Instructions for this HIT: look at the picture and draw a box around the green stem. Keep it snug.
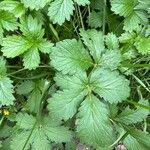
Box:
[78,5,84,29]
[122,63,150,68]
[49,23,60,41]
[22,121,37,150]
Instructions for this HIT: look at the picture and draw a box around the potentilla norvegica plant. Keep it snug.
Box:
[0,0,150,149]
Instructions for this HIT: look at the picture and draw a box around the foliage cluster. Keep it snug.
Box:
[0,0,150,149]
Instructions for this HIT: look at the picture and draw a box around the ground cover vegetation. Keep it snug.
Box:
[0,0,150,149]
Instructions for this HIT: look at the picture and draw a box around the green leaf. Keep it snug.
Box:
[111,0,136,17]
[16,80,34,95]
[105,33,119,50]
[111,0,149,32]
[136,0,150,13]
[51,39,92,75]
[73,0,90,6]
[11,114,72,150]
[0,57,7,77]
[1,35,32,58]
[80,29,105,63]
[20,15,44,38]
[101,50,121,70]
[48,90,86,120]
[0,77,15,106]
[16,113,36,130]
[26,86,42,113]
[0,10,18,31]
[88,11,103,28]
[38,39,54,54]
[90,68,130,103]
[124,134,149,150]
[115,100,150,124]
[23,48,40,70]
[48,0,74,25]
[134,36,150,55]
[21,0,50,10]
[0,0,25,18]
[76,94,115,148]
[54,72,88,90]
[123,126,150,149]
[11,131,31,150]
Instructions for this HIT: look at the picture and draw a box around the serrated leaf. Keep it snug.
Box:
[111,0,136,17]
[123,12,143,32]
[76,94,115,148]
[90,68,130,103]
[48,0,74,25]
[134,36,150,55]
[31,129,52,150]
[0,10,18,31]
[43,125,72,143]
[54,72,88,90]
[1,35,32,58]
[101,50,121,70]
[16,113,36,130]
[0,77,15,106]
[20,15,44,38]
[48,90,86,120]
[80,29,105,63]
[124,134,149,150]
[115,100,150,124]
[88,11,103,28]
[11,131,31,150]
[38,39,53,54]
[0,0,25,18]
[123,126,150,149]
[51,39,92,75]
[11,114,72,150]
[21,0,50,10]
[23,48,40,70]
[105,33,119,49]
[73,0,90,6]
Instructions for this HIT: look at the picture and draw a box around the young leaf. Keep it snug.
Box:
[23,48,40,70]
[51,39,92,75]
[76,94,115,148]
[90,68,130,103]
[48,0,74,25]
[0,77,15,106]
[20,15,44,38]
[1,35,32,58]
